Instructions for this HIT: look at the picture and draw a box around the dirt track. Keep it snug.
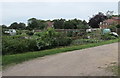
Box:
[3,43,118,76]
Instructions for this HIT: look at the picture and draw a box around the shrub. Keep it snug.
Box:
[109,25,117,32]
[16,30,22,35]
[101,34,117,40]
[67,31,73,37]
[2,36,38,55]
[116,24,120,28]
[26,31,34,36]
[34,32,42,36]
[2,28,72,55]
[36,28,72,49]
[71,39,102,45]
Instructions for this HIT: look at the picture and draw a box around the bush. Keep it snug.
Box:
[2,28,72,55]
[36,28,72,49]
[101,34,117,40]
[34,32,42,36]
[26,31,34,36]
[116,24,120,28]
[2,36,38,55]
[109,25,117,32]
[16,30,22,35]
[71,39,102,45]
[67,31,73,37]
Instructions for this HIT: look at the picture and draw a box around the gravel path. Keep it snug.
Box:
[3,43,118,76]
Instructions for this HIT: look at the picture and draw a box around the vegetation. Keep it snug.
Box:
[53,18,65,29]
[101,33,118,40]
[2,39,119,67]
[2,12,120,70]
[27,18,47,30]
[2,18,89,30]
[71,39,102,45]
[9,22,26,30]
[106,65,120,75]
[88,12,107,28]
[109,24,117,32]
[2,28,72,55]
[2,36,38,55]
[36,28,72,49]
[116,24,120,28]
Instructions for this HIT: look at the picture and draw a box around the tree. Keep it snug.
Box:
[53,19,65,29]
[63,20,75,29]
[1,25,8,29]
[18,23,26,29]
[27,18,38,29]
[106,11,114,18]
[63,19,79,29]
[82,20,88,25]
[37,20,47,29]
[9,22,18,29]
[9,22,26,29]
[77,23,89,29]
[27,18,46,30]
[88,12,107,28]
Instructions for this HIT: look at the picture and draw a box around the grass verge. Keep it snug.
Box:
[2,39,119,68]
[106,65,120,75]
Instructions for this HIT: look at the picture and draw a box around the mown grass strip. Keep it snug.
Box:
[2,39,119,68]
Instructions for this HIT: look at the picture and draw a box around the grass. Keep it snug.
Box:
[106,65,120,76]
[2,39,119,68]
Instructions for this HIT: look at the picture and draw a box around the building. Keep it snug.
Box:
[46,21,54,28]
[4,29,16,35]
[99,17,120,29]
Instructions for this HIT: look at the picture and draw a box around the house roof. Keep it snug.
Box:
[103,17,120,24]
[112,17,120,20]
[103,19,115,24]
[46,21,54,27]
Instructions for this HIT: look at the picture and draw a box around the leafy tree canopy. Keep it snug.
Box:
[88,12,107,28]
[27,18,47,30]
[9,22,26,29]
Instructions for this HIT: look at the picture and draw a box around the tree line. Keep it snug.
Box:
[2,18,89,30]
[2,12,116,29]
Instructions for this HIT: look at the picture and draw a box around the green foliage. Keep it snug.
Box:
[3,39,119,67]
[2,36,38,55]
[53,18,88,29]
[9,22,26,29]
[109,25,117,32]
[27,18,46,30]
[67,31,73,37]
[63,20,76,29]
[34,32,42,36]
[1,25,8,29]
[101,34,117,40]
[2,28,72,55]
[26,31,34,36]
[71,39,102,45]
[116,24,120,28]
[77,24,89,29]
[36,28,72,49]
[53,19,65,29]
[16,30,22,35]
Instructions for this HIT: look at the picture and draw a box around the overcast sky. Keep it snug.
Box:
[1,2,118,26]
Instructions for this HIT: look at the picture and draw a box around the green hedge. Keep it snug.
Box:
[2,36,38,55]
[2,39,119,67]
[2,28,72,55]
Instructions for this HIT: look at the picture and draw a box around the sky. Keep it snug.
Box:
[0,1,118,26]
